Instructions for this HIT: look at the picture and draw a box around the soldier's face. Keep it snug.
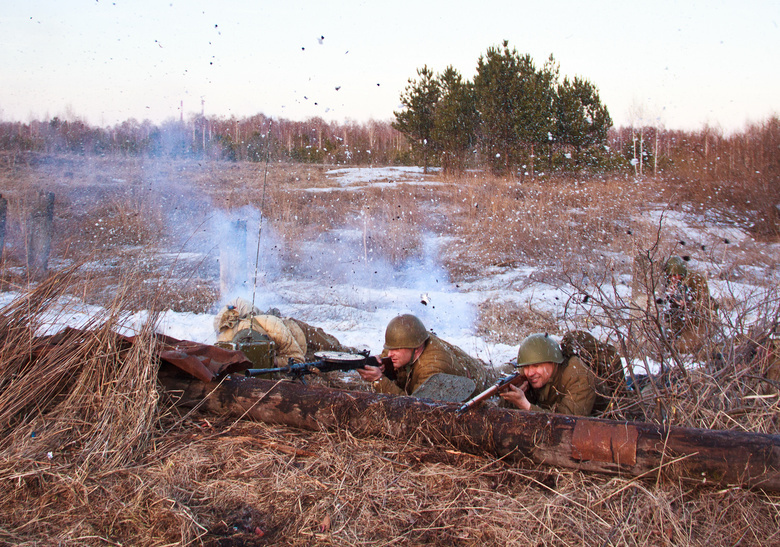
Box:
[387,348,415,369]
[523,362,557,389]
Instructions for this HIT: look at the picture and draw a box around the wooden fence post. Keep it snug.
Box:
[0,194,7,262]
[27,191,55,279]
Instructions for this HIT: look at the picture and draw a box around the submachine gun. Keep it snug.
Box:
[244,350,386,382]
[215,327,391,383]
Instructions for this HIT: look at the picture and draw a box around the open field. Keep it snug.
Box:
[0,154,779,545]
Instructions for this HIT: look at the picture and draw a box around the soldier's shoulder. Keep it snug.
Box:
[563,356,595,379]
[421,335,452,357]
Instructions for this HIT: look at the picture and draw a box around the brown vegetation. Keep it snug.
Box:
[0,118,779,544]
[0,274,778,546]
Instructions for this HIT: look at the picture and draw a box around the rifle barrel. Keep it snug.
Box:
[456,370,524,414]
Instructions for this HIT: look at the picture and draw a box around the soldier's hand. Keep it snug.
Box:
[357,364,383,382]
[499,382,531,410]
[362,355,382,368]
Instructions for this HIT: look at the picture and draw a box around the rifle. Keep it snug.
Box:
[245,350,391,382]
[456,369,526,414]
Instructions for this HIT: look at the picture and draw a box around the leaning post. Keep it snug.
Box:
[27,191,55,280]
[0,194,7,262]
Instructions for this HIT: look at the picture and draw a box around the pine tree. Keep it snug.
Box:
[553,76,612,164]
[474,42,557,176]
[392,66,440,173]
[433,66,477,175]
[473,41,523,175]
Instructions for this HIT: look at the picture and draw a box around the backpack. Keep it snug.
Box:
[561,330,624,394]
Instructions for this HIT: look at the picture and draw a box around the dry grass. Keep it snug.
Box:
[0,279,778,547]
[475,300,559,345]
[1,156,780,544]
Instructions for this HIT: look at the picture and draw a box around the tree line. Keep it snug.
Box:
[2,112,773,182]
[0,42,613,176]
[393,41,612,175]
[0,39,776,190]
[0,114,406,166]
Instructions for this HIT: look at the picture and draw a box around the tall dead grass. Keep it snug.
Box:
[0,158,779,544]
[558,248,780,431]
[0,263,777,546]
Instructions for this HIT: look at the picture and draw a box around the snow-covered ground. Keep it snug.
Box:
[1,166,772,375]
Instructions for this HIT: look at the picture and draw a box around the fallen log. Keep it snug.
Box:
[160,374,780,491]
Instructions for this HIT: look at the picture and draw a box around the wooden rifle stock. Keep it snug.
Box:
[456,369,525,414]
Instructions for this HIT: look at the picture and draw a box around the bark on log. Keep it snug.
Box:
[160,374,780,491]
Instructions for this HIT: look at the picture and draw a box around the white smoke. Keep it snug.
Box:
[208,206,283,313]
[211,214,478,352]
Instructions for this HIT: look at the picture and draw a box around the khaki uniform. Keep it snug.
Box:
[215,300,306,367]
[526,356,596,416]
[214,298,354,367]
[663,271,718,354]
[286,318,356,361]
[372,334,487,398]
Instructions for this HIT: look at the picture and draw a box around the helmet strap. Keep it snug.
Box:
[410,343,426,364]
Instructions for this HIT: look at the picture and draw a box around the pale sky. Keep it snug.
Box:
[1,0,778,133]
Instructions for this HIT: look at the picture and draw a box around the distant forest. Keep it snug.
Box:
[0,40,777,184]
[1,111,776,179]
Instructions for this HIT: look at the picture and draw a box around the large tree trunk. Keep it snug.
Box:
[160,375,780,491]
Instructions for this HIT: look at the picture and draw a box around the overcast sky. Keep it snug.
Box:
[1,0,778,133]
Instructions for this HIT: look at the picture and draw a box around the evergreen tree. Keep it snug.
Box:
[474,41,557,176]
[392,66,440,173]
[433,66,477,175]
[473,41,523,175]
[524,55,558,173]
[553,76,612,163]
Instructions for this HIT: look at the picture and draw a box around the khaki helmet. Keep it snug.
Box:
[384,314,430,350]
[516,333,564,367]
[664,256,688,277]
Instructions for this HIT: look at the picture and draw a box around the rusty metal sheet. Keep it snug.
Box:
[128,333,254,383]
[571,420,638,466]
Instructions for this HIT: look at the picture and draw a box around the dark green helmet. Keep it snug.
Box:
[516,333,564,367]
[664,256,688,277]
[384,314,429,350]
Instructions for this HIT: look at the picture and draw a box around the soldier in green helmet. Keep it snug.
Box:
[357,314,488,398]
[661,256,718,354]
[499,333,596,416]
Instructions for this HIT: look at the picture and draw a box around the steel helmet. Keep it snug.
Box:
[664,256,688,277]
[384,314,430,350]
[516,333,564,367]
